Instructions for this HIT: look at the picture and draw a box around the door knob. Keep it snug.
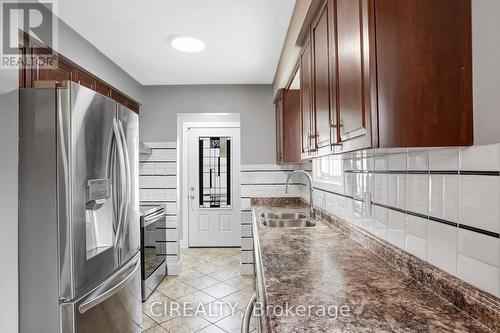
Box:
[189,194,195,199]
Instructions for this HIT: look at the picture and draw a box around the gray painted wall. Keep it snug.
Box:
[0,17,143,333]
[472,0,500,145]
[140,85,276,164]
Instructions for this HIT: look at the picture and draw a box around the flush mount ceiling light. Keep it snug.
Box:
[170,36,205,53]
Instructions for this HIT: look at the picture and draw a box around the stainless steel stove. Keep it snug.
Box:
[140,205,166,301]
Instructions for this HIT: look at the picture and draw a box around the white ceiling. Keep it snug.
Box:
[58,0,296,85]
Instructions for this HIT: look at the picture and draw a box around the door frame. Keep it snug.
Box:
[177,113,241,248]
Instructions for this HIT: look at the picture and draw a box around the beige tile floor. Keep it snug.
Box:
[142,248,256,333]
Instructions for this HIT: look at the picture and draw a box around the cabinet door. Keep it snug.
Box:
[312,2,335,149]
[374,0,472,147]
[336,0,375,150]
[300,37,314,154]
[282,90,302,163]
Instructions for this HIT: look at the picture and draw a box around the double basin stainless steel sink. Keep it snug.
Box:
[260,212,316,228]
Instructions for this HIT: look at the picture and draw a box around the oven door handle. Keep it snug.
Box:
[142,210,166,227]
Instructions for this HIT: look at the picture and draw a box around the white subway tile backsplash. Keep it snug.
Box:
[150,149,176,162]
[459,144,500,171]
[241,238,253,251]
[458,229,499,267]
[457,254,499,297]
[241,225,252,238]
[143,142,176,149]
[406,215,428,240]
[429,149,459,170]
[388,174,406,210]
[139,142,178,276]
[344,173,353,196]
[343,159,353,171]
[429,175,458,222]
[165,216,178,229]
[166,243,179,255]
[374,206,389,240]
[325,192,336,213]
[313,190,325,210]
[311,144,500,297]
[406,174,429,215]
[241,198,251,210]
[164,202,177,214]
[353,158,364,171]
[374,156,388,171]
[427,222,458,275]
[361,217,375,233]
[140,176,176,188]
[373,174,389,205]
[406,233,427,260]
[240,164,307,274]
[407,151,429,170]
[388,210,406,248]
[165,230,179,242]
[241,211,252,225]
[459,176,500,233]
[388,154,407,170]
[241,251,253,264]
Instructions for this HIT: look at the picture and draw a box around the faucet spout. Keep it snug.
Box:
[285,169,315,219]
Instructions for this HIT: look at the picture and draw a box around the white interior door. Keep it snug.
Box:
[188,127,241,247]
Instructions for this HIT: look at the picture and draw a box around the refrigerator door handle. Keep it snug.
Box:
[112,118,127,246]
[78,253,140,314]
[117,120,131,249]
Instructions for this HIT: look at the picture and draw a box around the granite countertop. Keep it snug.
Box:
[252,202,492,333]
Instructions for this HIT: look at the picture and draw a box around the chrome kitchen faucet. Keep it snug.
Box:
[285,169,315,219]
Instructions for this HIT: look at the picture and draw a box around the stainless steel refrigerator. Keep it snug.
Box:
[19,81,141,333]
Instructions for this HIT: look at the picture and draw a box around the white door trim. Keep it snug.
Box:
[177,114,241,248]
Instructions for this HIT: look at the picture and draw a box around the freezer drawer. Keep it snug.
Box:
[61,253,142,333]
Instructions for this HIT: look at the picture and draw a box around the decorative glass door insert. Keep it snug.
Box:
[199,137,231,208]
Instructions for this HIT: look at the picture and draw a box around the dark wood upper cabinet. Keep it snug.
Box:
[312,2,335,149]
[282,90,301,163]
[275,89,302,164]
[300,35,314,155]
[374,0,472,147]
[335,0,376,152]
[296,0,471,158]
